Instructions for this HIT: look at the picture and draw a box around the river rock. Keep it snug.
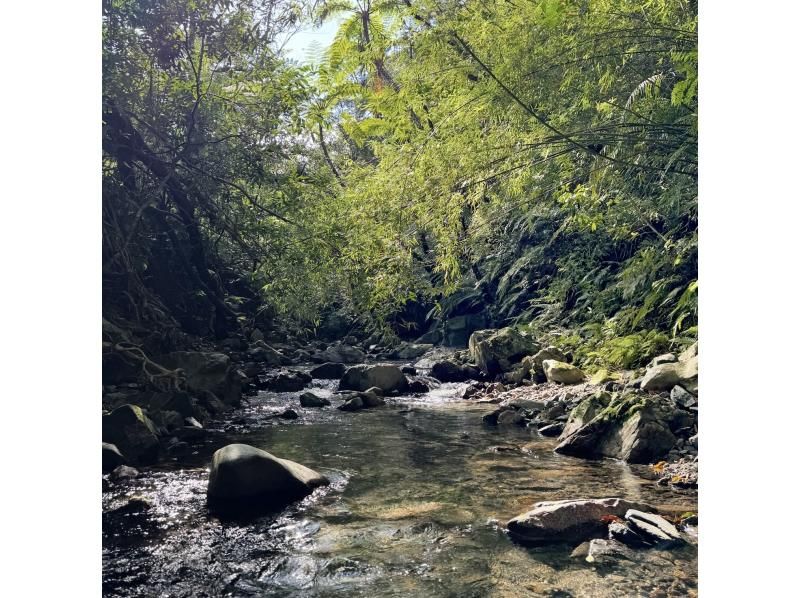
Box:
[401,365,417,375]
[497,409,525,425]
[159,351,242,406]
[337,396,365,411]
[102,404,160,465]
[555,393,680,463]
[310,362,347,379]
[671,385,697,408]
[542,360,585,384]
[607,520,651,548]
[316,344,366,364]
[526,347,569,380]
[207,444,328,514]
[407,379,430,393]
[299,392,331,407]
[468,328,541,375]
[537,423,564,437]
[102,442,126,472]
[339,364,408,393]
[625,509,683,546]
[391,343,433,359]
[430,360,478,382]
[641,344,698,393]
[246,343,285,366]
[263,371,310,392]
[506,497,652,544]
[585,538,637,564]
[109,465,140,481]
[560,391,611,437]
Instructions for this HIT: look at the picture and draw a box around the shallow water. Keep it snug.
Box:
[102,373,698,597]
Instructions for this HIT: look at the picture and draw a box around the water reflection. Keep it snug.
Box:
[103,380,697,597]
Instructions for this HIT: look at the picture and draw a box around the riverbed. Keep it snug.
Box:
[102,374,698,597]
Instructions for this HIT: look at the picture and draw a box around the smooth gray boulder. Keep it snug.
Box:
[506,497,652,544]
[102,405,160,465]
[525,347,569,380]
[543,360,586,384]
[624,509,683,545]
[339,364,408,393]
[641,343,698,393]
[207,444,328,514]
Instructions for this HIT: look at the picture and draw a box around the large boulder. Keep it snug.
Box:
[207,444,328,514]
[159,352,242,406]
[542,360,586,384]
[102,443,126,472]
[262,371,310,392]
[468,328,541,375]
[102,405,160,465]
[560,391,611,437]
[640,342,698,394]
[506,497,652,544]
[310,362,347,379]
[525,347,569,380]
[338,365,409,393]
[555,393,685,463]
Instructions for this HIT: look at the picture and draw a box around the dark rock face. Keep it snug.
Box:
[262,371,310,392]
[314,344,366,364]
[554,393,688,464]
[338,365,408,393]
[506,497,652,544]
[407,379,430,393]
[159,351,242,406]
[102,442,126,472]
[207,444,328,516]
[310,362,347,379]
[468,328,541,376]
[430,360,479,382]
[102,405,160,465]
[537,423,564,437]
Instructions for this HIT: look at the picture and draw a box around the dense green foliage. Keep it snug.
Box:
[103,0,697,366]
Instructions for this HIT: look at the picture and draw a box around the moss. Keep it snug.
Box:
[593,393,649,425]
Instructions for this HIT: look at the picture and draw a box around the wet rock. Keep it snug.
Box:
[310,362,347,379]
[496,409,525,425]
[299,392,331,408]
[263,371,309,392]
[109,465,139,480]
[585,538,636,564]
[278,408,299,420]
[102,442,126,472]
[166,439,191,456]
[147,391,197,419]
[401,365,417,375]
[337,396,365,411]
[468,328,541,375]
[506,497,652,544]
[625,509,683,546]
[359,388,386,407]
[560,392,611,438]
[537,423,564,437]
[207,444,328,514]
[555,393,680,464]
[339,364,409,393]
[430,360,478,382]
[543,360,586,384]
[407,379,430,393]
[607,520,651,548]
[102,404,160,465]
[159,351,242,406]
[461,383,484,399]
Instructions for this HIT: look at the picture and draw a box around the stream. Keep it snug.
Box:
[102,367,698,597]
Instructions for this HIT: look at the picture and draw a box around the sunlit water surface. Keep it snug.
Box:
[103,370,697,597]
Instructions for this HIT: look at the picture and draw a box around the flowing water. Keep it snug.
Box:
[102,371,698,597]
